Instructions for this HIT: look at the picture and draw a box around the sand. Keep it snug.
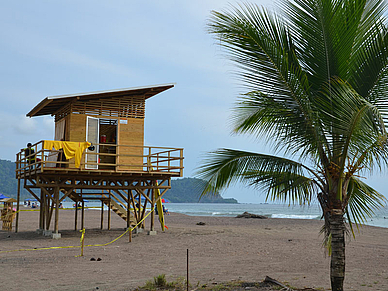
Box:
[0,209,387,291]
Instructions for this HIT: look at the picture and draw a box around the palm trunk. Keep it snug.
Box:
[330,209,345,291]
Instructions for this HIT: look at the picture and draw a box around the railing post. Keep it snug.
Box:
[147,147,151,173]
[15,153,19,178]
[168,151,171,173]
[40,141,43,170]
[180,149,184,176]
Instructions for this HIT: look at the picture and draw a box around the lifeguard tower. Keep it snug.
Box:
[1,197,17,231]
[15,84,183,238]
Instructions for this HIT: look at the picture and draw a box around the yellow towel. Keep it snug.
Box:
[43,141,91,168]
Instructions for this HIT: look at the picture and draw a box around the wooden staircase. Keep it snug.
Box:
[66,192,136,226]
[103,199,137,226]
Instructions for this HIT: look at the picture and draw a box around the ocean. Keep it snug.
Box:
[61,201,388,229]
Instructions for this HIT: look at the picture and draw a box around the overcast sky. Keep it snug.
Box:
[1,1,387,203]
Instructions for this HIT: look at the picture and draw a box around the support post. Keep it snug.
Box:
[41,190,45,230]
[51,186,61,239]
[74,200,78,231]
[81,201,85,230]
[138,193,142,228]
[150,187,155,231]
[127,192,130,229]
[45,192,50,230]
[47,195,54,230]
[54,187,59,233]
[15,178,21,232]
[100,200,104,230]
[108,198,111,230]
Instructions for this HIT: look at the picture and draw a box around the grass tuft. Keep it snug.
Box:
[137,274,188,290]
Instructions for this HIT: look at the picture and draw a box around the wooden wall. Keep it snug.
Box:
[67,114,87,142]
[56,114,145,170]
[117,118,144,171]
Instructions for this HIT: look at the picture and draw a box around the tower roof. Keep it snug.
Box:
[27,83,175,117]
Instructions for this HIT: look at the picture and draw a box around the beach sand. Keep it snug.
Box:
[1,209,387,291]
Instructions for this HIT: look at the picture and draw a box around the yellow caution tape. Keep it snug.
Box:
[80,229,85,243]
[84,208,154,247]
[0,209,21,220]
[75,229,86,257]
[1,208,43,220]
[0,208,155,254]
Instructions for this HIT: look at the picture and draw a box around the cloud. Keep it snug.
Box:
[0,113,36,135]
[2,30,137,79]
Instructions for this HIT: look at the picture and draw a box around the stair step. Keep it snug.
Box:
[103,200,134,222]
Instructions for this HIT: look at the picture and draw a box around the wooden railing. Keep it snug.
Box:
[15,140,184,177]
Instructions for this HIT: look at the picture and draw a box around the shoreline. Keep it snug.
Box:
[1,211,387,290]
[7,203,388,234]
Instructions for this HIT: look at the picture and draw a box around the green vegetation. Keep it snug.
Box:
[198,1,388,290]
[137,274,188,290]
[0,159,16,196]
[0,159,33,199]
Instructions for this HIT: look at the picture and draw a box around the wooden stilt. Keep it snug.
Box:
[138,193,141,228]
[100,200,104,230]
[129,190,139,223]
[38,190,42,230]
[151,188,155,231]
[41,190,45,230]
[74,200,78,231]
[15,178,21,233]
[45,193,50,230]
[108,198,111,230]
[127,194,130,229]
[140,189,149,229]
[54,187,59,234]
[47,198,54,230]
[81,201,85,230]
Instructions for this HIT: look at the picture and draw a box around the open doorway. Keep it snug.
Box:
[99,119,117,170]
[86,117,118,170]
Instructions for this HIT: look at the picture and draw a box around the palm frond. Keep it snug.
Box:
[233,90,328,161]
[316,78,387,165]
[196,148,320,204]
[208,3,309,95]
[347,0,388,97]
[208,3,336,166]
[346,177,387,234]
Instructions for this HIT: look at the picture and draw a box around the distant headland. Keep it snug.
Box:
[0,159,237,203]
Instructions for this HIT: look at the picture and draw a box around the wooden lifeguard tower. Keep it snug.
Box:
[15,84,183,238]
[1,197,17,231]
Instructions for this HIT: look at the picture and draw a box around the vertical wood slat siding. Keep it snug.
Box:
[54,96,146,122]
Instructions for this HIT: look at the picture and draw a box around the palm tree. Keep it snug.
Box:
[197,1,388,290]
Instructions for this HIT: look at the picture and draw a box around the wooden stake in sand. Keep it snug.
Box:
[79,229,85,257]
[187,249,189,291]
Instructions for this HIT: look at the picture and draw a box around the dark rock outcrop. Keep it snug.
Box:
[236,211,268,219]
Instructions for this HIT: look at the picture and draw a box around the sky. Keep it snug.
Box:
[1,1,387,204]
